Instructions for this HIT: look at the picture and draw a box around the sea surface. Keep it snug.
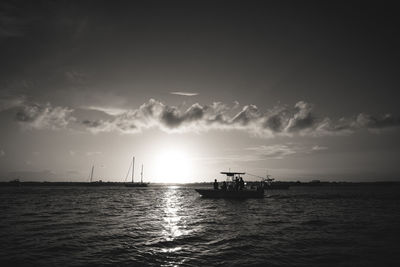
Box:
[1,184,400,266]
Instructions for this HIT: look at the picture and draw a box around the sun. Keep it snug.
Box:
[154,148,193,183]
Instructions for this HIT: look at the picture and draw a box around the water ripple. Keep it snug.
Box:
[1,185,400,266]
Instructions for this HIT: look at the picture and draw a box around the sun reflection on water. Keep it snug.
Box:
[159,186,192,266]
[161,186,190,242]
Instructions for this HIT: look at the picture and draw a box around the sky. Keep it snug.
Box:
[1,0,400,182]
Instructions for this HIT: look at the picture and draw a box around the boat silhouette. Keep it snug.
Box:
[195,171,264,199]
[125,156,148,187]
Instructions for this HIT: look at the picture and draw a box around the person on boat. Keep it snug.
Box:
[213,179,219,190]
[234,177,239,191]
[228,183,234,191]
[257,180,264,191]
[239,177,245,190]
[221,181,227,191]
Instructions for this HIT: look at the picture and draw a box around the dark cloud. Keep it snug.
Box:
[356,113,400,129]
[285,101,315,132]
[160,106,184,128]
[231,105,260,126]
[82,119,103,128]
[78,99,400,136]
[0,93,75,129]
[2,92,400,136]
[15,103,41,122]
[184,103,204,121]
[0,94,25,111]
[14,102,75,130]
[2,97,394,137]
[263,114,284,132]
[138,101,205,130]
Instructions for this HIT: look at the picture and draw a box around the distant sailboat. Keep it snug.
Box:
[125,156,148,187]
[88,164,105,185]
[90,165,94,182]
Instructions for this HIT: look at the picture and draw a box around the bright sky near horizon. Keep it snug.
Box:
[1,1,400,182]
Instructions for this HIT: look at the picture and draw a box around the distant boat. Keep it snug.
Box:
[90,164,94,182]
[263,175,290,190]
[195,171,264,199]
[247,172,290,190]
[5,179,21,187]
[125,156,148,187]
[88,164,106,186]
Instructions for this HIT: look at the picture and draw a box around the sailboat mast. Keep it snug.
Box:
[141,164,143,183]
[132,156,135,183]
[90,165,94,183]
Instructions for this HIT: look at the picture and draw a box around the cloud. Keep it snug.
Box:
[195,143,328,164]
[80,99,400,137]
[311,145,328,151]
[15,102,75,130]
[285,101,315,132]
[3,95,399,137]
[0,95,26,111]
[355,113,400,129]
[85,106,127,116]
[160,103,205,129]
[246,143,328,160]
[246,144,298,159]
[86,151,102,156]
[82,99,231,134]
[0,149,5,157]
[64,70,87,84]
[231,105,260,126]
[1,93,76,130]
[170,91,199,96]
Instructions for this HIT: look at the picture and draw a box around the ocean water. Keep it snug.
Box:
[1,185,400,266]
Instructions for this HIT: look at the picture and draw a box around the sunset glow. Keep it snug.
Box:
[153,148,194,183]
[1,1,399,183]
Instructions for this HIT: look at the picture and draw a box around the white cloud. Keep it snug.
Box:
[3,95,399,138]
[85,106,127,116]
[86,151,102,156]
[80,99,364,137]
[246,143,328,159]
[246,144,298,159]
[311,145,328,151]
[170,91,199,96]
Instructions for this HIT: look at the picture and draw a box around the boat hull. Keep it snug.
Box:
[195,189,264,199]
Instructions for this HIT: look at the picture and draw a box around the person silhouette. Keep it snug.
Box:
[235,177,239,191]
[239,177,245,190]
[221,181,227,191]
[213,179,219,190]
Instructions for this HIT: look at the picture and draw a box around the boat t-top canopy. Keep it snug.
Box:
[220,172,245,176]
[221,171,246,182]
